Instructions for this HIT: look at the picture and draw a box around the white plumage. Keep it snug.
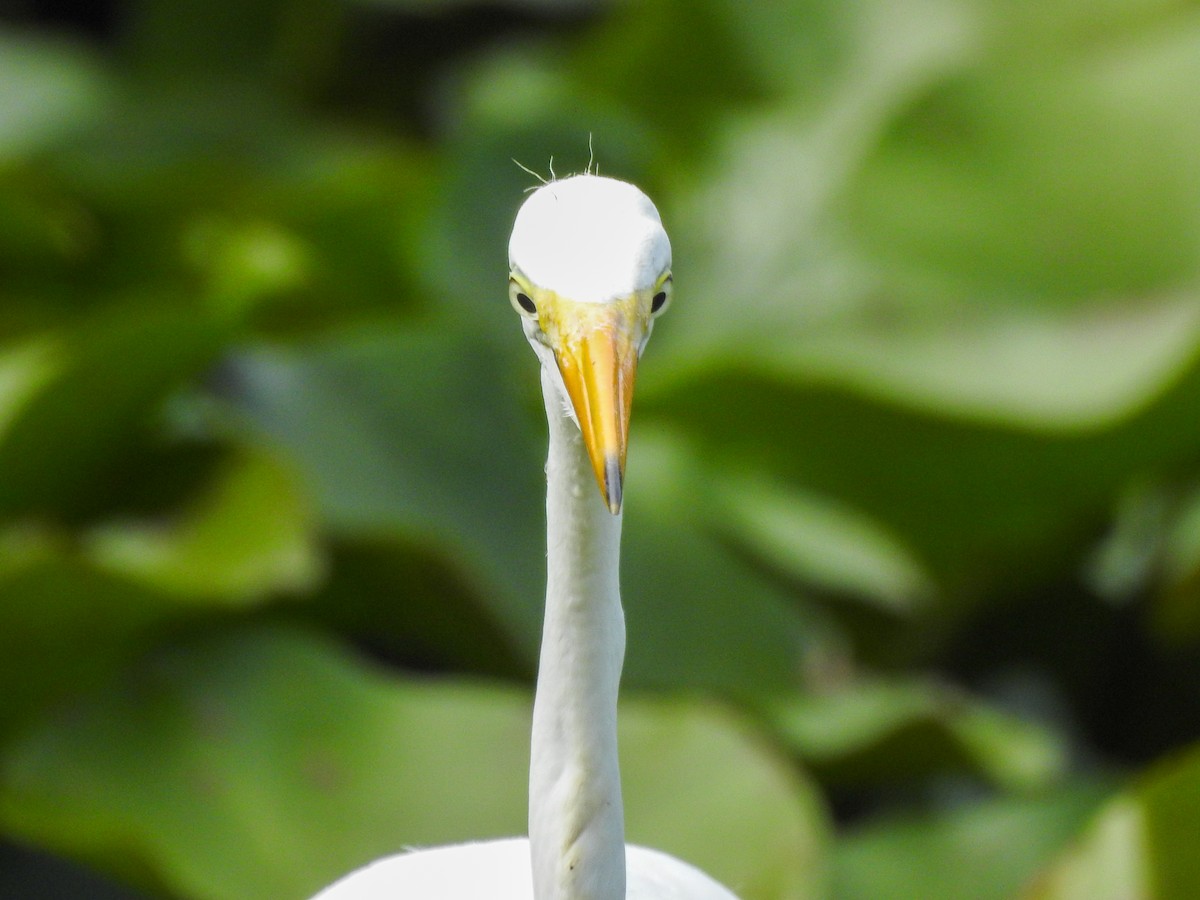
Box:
[312,840,734,899]
[508,175,672,304]
[310,175,737,900]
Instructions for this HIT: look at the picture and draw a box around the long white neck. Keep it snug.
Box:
[529,367,627,900]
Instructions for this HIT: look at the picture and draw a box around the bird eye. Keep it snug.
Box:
[650,276,672,316]
[509,280,538,317]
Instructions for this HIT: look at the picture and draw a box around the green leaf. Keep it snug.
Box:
[227,328,548,660]
[0,529,176,732]
[183,217,313,317]
[0,339,62,437]
[567,0,766,145]
[712,471,934,614]
[83,448,323,602]
[0,34,107,162]
[123,0,344,85]
[0,309,231,519]
[345,0,603,10]
[622,698,830,900]
[1027,746,1200,899]
[842,11,1200,301]
[749,298,1200,433]
[651,5,1200,436]
[0,446,312,733]
[658,108,1200,433]
[309,536,529,677]
[1024,797,1146,900]
[230,329,819,693]
[621,427,825,692]
[1154,482,1200,639]
[835,784,1110,900]
[767,678,1067,792]
[0,627,829,900]
[645,354,1200,594]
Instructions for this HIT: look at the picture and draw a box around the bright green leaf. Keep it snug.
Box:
[0,339,62,436]
[646,356,1200,592]
[0,627,829,900]
[767,678,1067,792]
[751,298,1200,433]
[836,784,1110,900]
[84,448,323,602]
[1024,797,1147,900]
[712,471,934,614]
[1026,746,1200,898]
[842,17,1200,301]
[0,33,107,161]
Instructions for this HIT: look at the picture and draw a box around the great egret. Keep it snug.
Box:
[311,174,738,899]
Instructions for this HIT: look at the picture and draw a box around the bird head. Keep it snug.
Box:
[508,174,673,515]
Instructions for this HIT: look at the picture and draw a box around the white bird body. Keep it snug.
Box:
[310,175,738,900]
[310,839,735,899]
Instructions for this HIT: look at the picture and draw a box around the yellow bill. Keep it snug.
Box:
[548,297,641,515]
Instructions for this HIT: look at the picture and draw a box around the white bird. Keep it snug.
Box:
[310,174,739,900]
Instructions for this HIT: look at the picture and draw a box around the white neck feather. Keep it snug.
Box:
[529,366,627,900]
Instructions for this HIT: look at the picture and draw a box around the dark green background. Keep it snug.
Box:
[2,0,1200,897]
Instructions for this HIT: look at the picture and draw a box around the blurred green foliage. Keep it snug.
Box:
[1,0,1200,897]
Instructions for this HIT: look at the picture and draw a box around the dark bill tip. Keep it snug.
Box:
[604,453,623,515]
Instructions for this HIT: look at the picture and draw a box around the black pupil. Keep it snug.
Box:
[516,292,536,314]
[651,291,668,313]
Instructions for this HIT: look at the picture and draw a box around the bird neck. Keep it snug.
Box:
[529,368,627,900]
